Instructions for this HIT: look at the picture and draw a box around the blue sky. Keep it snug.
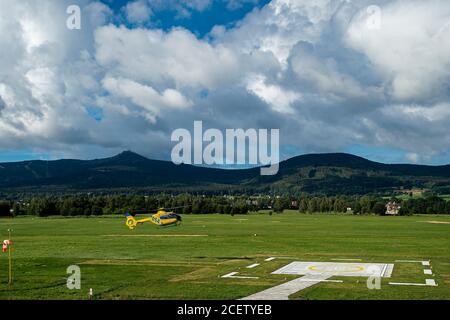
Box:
[1,0,450,165]
[102,0,272,37]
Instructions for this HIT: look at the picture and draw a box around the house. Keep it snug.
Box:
[385,201,401,215]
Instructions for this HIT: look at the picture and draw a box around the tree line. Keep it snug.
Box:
[0,193,449,217]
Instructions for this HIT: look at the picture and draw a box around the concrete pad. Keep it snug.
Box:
[241,274,331,300]
[272,261,394,278]
[422,261,430,266]
[424,269,433,275]
[242,261,396,300]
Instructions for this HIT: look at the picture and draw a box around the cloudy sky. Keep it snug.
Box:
[1,0,450,165]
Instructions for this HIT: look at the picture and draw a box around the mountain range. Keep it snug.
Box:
[1,151,450,195]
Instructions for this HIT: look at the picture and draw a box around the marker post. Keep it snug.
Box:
[7,229,12,286]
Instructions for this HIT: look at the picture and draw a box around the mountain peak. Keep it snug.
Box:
[112,150,148,161]
[283,152,376,169]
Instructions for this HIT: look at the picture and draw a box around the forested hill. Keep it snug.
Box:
[0,151,449,195]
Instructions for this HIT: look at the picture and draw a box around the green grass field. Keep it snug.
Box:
[1,212,449,300]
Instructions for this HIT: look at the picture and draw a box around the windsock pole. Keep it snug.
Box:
[8,229,12,286]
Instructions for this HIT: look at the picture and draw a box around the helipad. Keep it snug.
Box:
[242,261,394,300]
[272,261,394,278]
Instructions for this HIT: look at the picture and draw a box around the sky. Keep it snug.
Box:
[0,0,450,165]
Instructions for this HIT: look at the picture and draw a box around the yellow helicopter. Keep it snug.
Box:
[125,207,184,230]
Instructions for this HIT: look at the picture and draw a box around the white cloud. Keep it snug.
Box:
[406,153,419,163]
[246,75,299,114]
[102,76,193,122]
[94,25,245,89]
[216,0,345,67]
[290,43,368,99]
[25,68,62,102]
[346,0,450,101]
[125,0,152,24]
[85,1,113,27]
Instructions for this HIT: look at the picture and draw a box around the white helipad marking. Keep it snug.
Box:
[424,269,433,275]
[246,263,260,269]
[389,279,437,287]
[383,264,395,278]
[241,274,331,300]
[265,257,276,261]
[421,220,450,225]
[222,272,238,278]
[221,272,259,279]
[272,261,394,278]
[298,279,343,283]
[422,261,430,266]
[242,261,395,300]
[426,279,437,286]
[389,282,428,286]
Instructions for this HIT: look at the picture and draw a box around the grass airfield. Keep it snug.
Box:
[0,212,449,300]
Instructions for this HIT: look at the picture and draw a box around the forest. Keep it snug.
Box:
[1,193,449,217]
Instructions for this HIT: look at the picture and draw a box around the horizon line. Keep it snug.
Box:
[0,150,449,168]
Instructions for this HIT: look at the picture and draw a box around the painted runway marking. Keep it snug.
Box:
[246,263,260,269]
[221,272,259,279]
[424,269,433,275]
[265,257,276,261]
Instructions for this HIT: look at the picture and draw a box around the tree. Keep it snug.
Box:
[28,198,59,217]
[298,198,308,213]
[372,202,386,215]
[91,205,103,216]
[0,201,11,217]
[307,198,318,213]
[12,202,21,216]
[399,206,411,216]
[353,201,361,214]
[273,198,284,213]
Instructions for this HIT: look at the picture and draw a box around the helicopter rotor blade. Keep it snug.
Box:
[128,204,191,215]
[151,205,191,211]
